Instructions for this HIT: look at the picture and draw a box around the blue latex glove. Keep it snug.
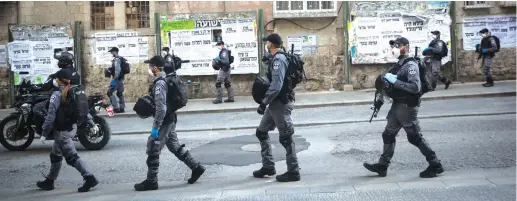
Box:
[215,56,221,61]
[422,48,430,56]
[383,73,398,84]
[110,80,117,87]
[481,49,488,54]
[475,44,480,50]
[151,128,159,139]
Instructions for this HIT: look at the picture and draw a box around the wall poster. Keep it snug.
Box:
[92,31,149,65]
[160,13,259,76]
[462,15,516,51]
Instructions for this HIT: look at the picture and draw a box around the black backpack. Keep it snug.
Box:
[406,58,432,95]
[440,40,448,57]
[228,50,234,64]
[120,57,130,74]
[64,86,89,126]
[276,51,306,90]
[153,74,188,113]
[491,36,501,52]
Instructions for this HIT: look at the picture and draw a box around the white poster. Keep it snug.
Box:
[167,18,259,76]
[94,32,117,65]
[11,58,33,72]
[138,37,149,60]
[462,15,516,51]
[0,45,6,66]
[7,42,31,61]
[287,36,303,55]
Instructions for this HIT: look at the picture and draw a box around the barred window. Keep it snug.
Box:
[90,1,115,30]
[290,1,304,10]
[465,1,488,6]
[125,1,150,29]
[276,1,289,11]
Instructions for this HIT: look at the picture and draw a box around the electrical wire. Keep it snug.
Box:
[263,2,345,32]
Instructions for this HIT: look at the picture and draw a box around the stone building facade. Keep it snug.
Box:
[0,1,514,107]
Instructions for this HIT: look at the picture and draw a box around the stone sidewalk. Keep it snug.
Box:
[2,167,515,201]
[0,80,515,120]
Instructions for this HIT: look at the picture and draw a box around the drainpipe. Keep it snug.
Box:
[343,1,351,84]
[258,9,265,76]
[449,1,459,81]
[154,12,161,54]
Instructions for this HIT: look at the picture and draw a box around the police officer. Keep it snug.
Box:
[134,56,205,191]
[423,31,451,90]
[476,28,498,87]
[106,47,126,113]
[253,34,300,182]
[212,41,235,104]
[161,47,175,71]
[363,37,444,178]
[32,51,98,134]
[36,69,98,192]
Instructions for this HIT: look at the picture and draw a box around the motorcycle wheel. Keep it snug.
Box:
[0,115,35,151]
[78,116,111,150]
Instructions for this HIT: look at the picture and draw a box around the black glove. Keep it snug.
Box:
[257,104,266,115]
[261,56,269,62]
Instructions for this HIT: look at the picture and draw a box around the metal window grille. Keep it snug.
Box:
[290,1,304,10]
[307,1,320,10]
[465,1,488,6]
[125,1,150,29]
[90,1,115,30]
[321,1,334,9]
[276,1,289,10]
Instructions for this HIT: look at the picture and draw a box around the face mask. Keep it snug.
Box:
[161,51,167,57]
[148,68,154,77]
[432,35,438,40]
[264,45,269,53]
[482,33,488,38]
[53,79,59,87]
[391,47,401,58]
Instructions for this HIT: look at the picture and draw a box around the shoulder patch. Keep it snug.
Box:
[408,67,417,75]
[273,60,280,70]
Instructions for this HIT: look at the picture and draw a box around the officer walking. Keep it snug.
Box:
[476,28,498,87]
[106,47,126,113]
[36,69,98,192]
[363,37,444,178]
[423,31,451,90]
[212,41,235,104]
[253,34,300,182]
[134,56,205,191]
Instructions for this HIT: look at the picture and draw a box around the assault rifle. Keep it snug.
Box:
[369,90,383,123]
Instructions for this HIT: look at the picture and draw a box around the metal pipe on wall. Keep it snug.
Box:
[258,8,265,76]
[154,12,161,55]
[449,1,459,81]
[343,1,351,84]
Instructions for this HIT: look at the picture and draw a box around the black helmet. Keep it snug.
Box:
[252,76,271,104]
[375,74,392,92]
[54,51,74,66]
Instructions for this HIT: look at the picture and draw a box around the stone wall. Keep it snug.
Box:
[0,2,18,109]
[454,2,516,82]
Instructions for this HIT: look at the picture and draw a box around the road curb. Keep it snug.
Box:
[101,91,516,118]
[112,111,516,135]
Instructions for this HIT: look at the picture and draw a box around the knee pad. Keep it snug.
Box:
[116,91,123,97]
[215,82,222,88]
[50,153,63,164]
[65,153,79,166]
[279,134,293,148]
[255,129,269,141]
[382,130,396,144]
[146,155,159,167]
[224,82,231,88]
[173,144,188,159]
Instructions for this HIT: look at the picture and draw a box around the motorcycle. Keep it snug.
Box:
[0,79,114,151]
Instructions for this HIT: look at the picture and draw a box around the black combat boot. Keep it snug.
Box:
[420,162,444,178]
[363,163,388,177]
[78,175,98,192]
[482,77,494,87]
[224,99,235,103]
[114,108,125,113]
[275,171,301,182]
[212,99,222,104]
[36,178,55,191]
[442,78,452,89]
[188,165,206,184]
[253,167,276,178]
[134,180,158,191]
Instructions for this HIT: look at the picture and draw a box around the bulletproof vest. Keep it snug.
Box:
[266,56,294,104]
[110,56,125,80]
[54,91,75,131]
[385,59,420,105]
[218,48,231,70]
[428,39,442,60]
[481,37,495,57]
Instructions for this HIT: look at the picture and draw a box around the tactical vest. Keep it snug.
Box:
[53,90,75,131]
[385,59,420,107]
[481,37,495,57]
[266,56,294,104]
[428,40,443,60]
[218,49,231,71]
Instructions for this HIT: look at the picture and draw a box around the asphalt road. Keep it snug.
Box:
[0,113,514,192]
[104,96,516,133]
